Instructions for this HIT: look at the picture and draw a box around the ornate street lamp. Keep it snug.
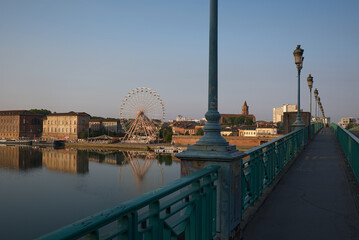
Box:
[314,88,318,122]
[307,74,313,122]
[318,96,322,122]
[292,45,305,129]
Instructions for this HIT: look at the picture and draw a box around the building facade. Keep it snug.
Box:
[220,101,256,124]
[273,104,298,123]
[338,117,356,128]
[42,112,90,140]
[89,119,122,134]
[0,110,43,139]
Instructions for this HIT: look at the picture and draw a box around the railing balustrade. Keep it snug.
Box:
[38,123,323,239]
[37,165,219,240]
[241,122,323,213]
[331,123,359,182]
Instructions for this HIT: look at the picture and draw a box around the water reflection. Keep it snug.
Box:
[120,151,160,183]
[42,148,89,174]
[0,146,180,240]
[0,146,42,170]
[0,146,177,178]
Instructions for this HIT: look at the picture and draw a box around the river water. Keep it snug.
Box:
[0,145,181,239]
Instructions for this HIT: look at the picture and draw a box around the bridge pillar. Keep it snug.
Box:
[178,150,243,239]
[177,1,243,238]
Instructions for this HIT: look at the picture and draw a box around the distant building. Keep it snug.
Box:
[176,115,188,122]
[220,101,256,124]
[171,121,202,135]
[273,104,298,123]
[89,119,122,134]
[42,111,90,140]
[220,126,238,136]
[173,115,205,124]
[0,110,43,139]
[238,125,257,137]
[338,117,356,128]
[256,125,278,136]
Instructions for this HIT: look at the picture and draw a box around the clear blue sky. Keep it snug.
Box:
[1,0,358,123]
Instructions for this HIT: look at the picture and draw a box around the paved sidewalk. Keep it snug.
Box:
[243,128,359,240]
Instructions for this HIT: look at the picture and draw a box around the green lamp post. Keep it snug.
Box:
[307,74,313,122]
[292,45,305,129]
[314,88,318,122]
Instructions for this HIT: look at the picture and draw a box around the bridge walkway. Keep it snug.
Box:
[243,128,359,240]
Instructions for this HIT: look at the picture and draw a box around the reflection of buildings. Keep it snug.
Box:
[88,151,125,165]
[42,149,89,174]
[0,146,42,170]
[0,110,43,139]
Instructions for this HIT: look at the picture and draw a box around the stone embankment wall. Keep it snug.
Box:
[172,135,280,148]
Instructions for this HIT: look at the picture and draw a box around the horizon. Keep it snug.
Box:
[1,1,359,123]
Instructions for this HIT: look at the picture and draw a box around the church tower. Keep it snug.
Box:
[242,101,249,115]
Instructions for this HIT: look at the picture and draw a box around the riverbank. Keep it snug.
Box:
[65,142,252,152]
[65,142,184,151]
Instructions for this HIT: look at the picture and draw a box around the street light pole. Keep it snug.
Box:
[307,74,313,122]
[292,45,305,129]
[314,88,318,122]
[195,0,227,146]
[318,96,320,121]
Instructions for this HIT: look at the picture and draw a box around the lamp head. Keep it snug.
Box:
[293,45,304,68]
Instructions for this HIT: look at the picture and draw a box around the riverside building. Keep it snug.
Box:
[0,110,43,139]
[42,112,90,140]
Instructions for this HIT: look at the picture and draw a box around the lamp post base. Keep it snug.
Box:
[292,120,305,130]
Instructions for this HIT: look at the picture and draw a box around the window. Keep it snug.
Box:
[74,128,76,133]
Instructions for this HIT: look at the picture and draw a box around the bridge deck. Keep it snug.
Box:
[243,128,359,240]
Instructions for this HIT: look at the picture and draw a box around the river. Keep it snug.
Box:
[0,145,181,239]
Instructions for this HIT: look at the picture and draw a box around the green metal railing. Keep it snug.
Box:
[349,125,359,131]
[241,122,323,213]
[37,165,219,240]
[38,123,324,239]
[331,123,359,182]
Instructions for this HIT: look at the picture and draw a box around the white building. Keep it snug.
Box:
[273,104,298,123]
[338,117,356,128]
[256,127,278,135]
[176,115,188,122]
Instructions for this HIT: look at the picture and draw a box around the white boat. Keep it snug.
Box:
[154,147,183,154]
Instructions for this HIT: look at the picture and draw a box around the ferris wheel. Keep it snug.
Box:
[119,87,165,143]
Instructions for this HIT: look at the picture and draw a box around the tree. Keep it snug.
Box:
[184,131,190,135]
[90,116,104,119]
[159,126,173,143]
[195,128,204,135]
[29,109,52,116]
[235,116,245,125]
[245,117,253,125]
[227,116,236,126]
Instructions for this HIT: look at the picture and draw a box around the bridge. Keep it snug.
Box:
[36,123,359,240]
[37,0,359,239]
